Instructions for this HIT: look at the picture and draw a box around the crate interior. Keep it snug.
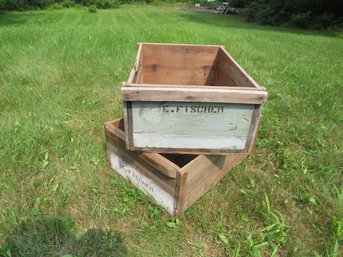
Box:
[116,119,198,168]
[131,44,255,87]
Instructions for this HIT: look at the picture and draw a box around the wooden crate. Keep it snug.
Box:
[122,43,268,155]
[105,118,248,215]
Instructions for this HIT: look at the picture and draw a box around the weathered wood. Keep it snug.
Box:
[129,101,255,152]
[142,67,217,85]
[126,83,266,90]
[122,86,268,104]
[244,105,261,153]
[215,62,237,86]
[142,43,219,70]
[179,153,247,212]
[106,119,179,178]
[217,47,263,89]
[105,118,249,215]
[108,143,177,214]
[122,43,268,154]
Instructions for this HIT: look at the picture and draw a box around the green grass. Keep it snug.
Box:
[0,5,342,256]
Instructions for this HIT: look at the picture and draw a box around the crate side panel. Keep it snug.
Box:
[180,153,248,212]
[142,67,217,86]
[107,141,177,215]
[130,101,255,151]
[142,44,219,70]
[218,48,257,88]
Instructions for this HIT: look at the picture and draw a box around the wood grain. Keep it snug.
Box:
[130,101,255,151]
[142,43,219,70]
[179,153,248,212]
[105,118,250,215]
[106,118,179,178]
[142,67,217,85]
[122,86,268,104]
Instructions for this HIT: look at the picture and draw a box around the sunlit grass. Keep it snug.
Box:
[0,6,342,256]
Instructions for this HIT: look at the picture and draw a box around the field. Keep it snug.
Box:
[0,5,342,256]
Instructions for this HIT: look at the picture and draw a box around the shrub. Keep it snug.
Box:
[63,0,75,7]
[96,0,119,9]
[229,0,249,8]
[49,2,63,9]
[88,4,96,12]
[240,0,339,29]
[289,12,312,29]
[311,12,335,29]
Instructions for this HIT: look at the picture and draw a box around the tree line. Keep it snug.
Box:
[0,0,178,11]
[1,0,342,29]
[230,0,343,29]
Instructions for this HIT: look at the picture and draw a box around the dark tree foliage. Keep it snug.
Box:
[230,0,343,29]
[0,0,172,10]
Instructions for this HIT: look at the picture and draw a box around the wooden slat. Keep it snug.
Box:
[128,44,143,84]
[139,153,180,179]
[142,67,217,86]
[246,109,262,154]
[122,86,268,104]
[130,101,254,151]
[105,119,179,178]
[179,153,248,212]
[215,63,237,86]
[122,101,133,149]
[218,47,263,89]
[244,105,261,153]
[107,143,177,215]
[142,43,219,70]
[126,83,266,91]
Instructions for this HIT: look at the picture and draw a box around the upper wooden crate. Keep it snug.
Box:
[122,43,268,155]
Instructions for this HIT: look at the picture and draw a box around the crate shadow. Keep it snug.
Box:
[0,215,127,257]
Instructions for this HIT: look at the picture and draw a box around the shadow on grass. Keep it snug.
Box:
[0,215,127,257]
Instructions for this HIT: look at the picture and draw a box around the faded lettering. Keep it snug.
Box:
[119,160,154,194]
[162,104,224,114]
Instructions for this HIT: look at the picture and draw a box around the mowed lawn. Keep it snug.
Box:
[0,6,342,256]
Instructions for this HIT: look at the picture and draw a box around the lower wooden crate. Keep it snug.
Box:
[105,118,248,215]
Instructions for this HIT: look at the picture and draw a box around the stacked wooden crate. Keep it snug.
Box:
[105,43,268,215]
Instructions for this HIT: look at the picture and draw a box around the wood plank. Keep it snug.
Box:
[126,83,266,91]
[129,101,255,152]
[106,118,179,178]
[122,86,268,104]
[244,105,261,153]
[142,67,217,85]
[142,43,219,70]
[136,44,144,83]
[107,143,177,215]
[179,153,248,212]
[246,108,262,154]
[122,101,133,149]
[128,44,143,84]
[127,68,137,84]
[175,171,187,215]
[218,47,263,89]
[139,153,179,179]
[215,63,237,86]
[140,42,225,48]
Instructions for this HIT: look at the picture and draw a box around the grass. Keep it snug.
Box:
[0,5,342,256]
